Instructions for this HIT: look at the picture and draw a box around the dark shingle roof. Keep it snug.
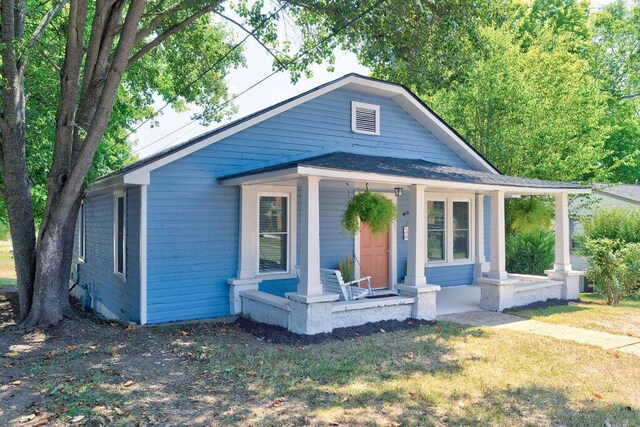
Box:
[219,152,589,190]
[596,184,640,203]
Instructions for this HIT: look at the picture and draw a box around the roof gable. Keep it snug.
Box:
[94,73,499,189]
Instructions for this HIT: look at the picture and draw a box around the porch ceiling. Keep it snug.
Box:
[218,152,591,195]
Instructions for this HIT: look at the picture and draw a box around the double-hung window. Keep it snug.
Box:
[426,197,472,263]
[78,202,86,261]
[258,194,289,274]
[114,191,126,277]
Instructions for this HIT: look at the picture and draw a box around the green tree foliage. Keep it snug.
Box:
[428,26,609,181]
[506,196,553,234]
[2,1,244,225]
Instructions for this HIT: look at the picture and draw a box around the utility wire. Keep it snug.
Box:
[117,4,288,146]
[133,0,389,156]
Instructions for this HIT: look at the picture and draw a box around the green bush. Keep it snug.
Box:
[580,208,640,304]
[579,207,640,245]
[506,229,555,276]
[583,239,640,304]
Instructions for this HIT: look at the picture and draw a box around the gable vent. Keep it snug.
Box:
[352,101,380,135]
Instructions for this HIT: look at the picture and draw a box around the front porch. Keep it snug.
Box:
[220,153,588,335]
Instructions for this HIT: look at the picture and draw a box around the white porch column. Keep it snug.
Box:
[297,176,323,297]
[237,185,257,279]
[546,192,581,300]
[398,184,439,320]
[474,194,486,280]
[404,184,427,286]
[553,192,572,272]
[488,190,508,280]
[229,184,261,315]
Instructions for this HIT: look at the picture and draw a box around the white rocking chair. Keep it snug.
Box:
[295,266,374,301]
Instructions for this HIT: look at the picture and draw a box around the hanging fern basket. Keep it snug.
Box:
[342,190,397,235]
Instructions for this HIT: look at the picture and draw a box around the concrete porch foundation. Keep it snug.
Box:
[238,285,440,335]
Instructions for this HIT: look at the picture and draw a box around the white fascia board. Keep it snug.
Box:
[87,174,124,194]
[296,166,591,195]
[121,74,499,184]
[219,168,300,186]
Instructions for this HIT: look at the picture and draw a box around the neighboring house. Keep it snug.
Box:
[570,183,640,273]
[72,74,589,334]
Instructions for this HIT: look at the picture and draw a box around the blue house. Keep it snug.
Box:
[72,74,588,334]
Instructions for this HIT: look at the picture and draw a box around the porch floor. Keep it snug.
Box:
[436,285,482,316]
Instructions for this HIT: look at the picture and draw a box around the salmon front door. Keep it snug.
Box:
[359,223,389,288]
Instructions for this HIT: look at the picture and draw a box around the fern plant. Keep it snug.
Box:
[342,190,397,235]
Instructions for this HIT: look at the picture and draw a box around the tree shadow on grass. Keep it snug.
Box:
[436,385,640,427]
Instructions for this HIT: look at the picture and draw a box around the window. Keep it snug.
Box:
[452,201,470,260]
[258,195,289,274]
[351,101,380,135]
[427,200,446,261]
[426,196,473,263]
[78,202,86,261]
[114,191,126,277]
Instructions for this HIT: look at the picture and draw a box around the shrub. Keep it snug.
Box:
[506,229,555,276]
[579,207,640,245]
[583,239,640,304]
[342,190,397,235]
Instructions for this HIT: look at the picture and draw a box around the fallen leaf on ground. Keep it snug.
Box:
[121,380,135,387]
[405,352,414,359]
[592,393,603,399]
[246,370,257,376]
[179,330,188,336]
[124,325,135,332]
[9,380,22,386]
[32,419,49,426]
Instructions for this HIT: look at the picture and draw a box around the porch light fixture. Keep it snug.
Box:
[394,187,403,198]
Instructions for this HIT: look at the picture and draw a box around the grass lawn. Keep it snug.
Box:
[509,293,640,339]
[1,298,639,426]
[0,241,16,289]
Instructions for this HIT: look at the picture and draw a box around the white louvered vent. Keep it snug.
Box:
[351,101,380,135]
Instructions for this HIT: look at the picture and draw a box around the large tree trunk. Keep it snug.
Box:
[1,0,38,323]
[20,197,80,327]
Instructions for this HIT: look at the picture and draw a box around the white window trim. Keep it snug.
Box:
[351,101,381,136]
[113,189,126,279]
[425,193,475,266]
[238,185,297,280]
[257,192,292,276]
[78,201,86,262]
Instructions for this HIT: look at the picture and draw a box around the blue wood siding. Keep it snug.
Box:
[426,264,475,286]
[145,88,477,322]
[72,188,141,322]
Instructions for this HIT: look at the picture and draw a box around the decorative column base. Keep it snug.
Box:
[478,278,518,311]
[286,293,339,335]
[396,284,441,320]
[228,278,262,315]
[545,270,582,300]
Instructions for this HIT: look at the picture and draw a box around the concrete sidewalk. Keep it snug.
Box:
[440,310,640,356]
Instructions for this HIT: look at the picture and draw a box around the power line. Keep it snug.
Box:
[133,0,389,156]
[118,4,288,146]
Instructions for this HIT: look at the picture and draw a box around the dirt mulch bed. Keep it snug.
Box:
[235,316,435,345]
[505,298,581,312]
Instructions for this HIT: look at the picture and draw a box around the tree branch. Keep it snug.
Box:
[215,11,285,69]
[26,0,69,51]
[128,5,215,66]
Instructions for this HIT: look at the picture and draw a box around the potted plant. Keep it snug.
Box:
[342,189,397,235]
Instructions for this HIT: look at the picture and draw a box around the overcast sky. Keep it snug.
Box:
[132,0,618,159]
